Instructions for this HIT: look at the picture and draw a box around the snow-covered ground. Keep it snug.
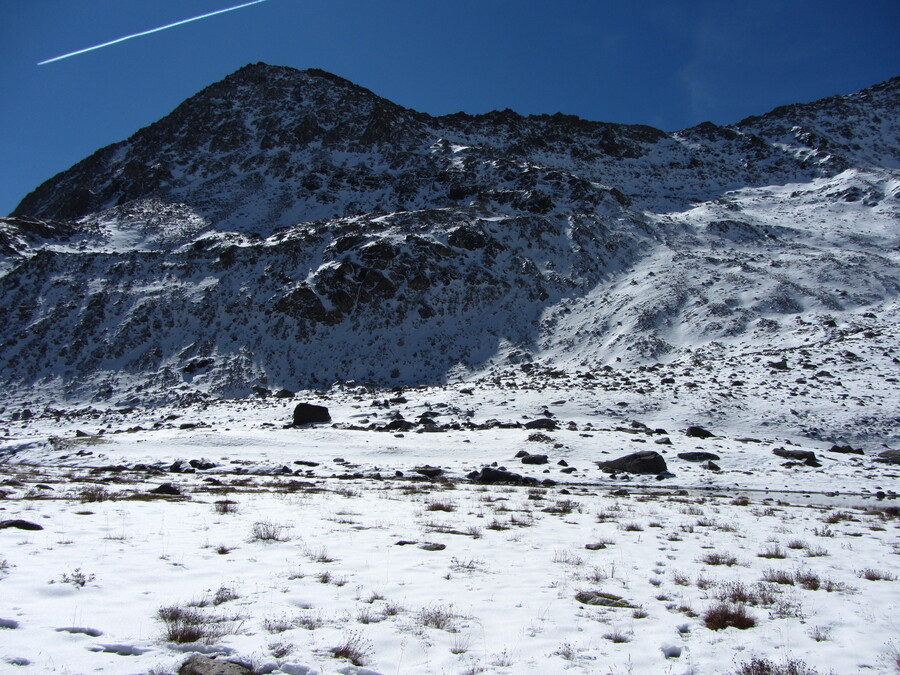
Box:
[2,349,899,674]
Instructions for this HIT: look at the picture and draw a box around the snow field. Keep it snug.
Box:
[1,463,899,674]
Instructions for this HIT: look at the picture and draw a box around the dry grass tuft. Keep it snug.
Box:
[703,602,756,631]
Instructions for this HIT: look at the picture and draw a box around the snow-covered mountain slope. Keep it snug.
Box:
[2,64,899,405]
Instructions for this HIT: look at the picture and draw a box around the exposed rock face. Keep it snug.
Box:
[2,65,899,402]
[596,451,668,474]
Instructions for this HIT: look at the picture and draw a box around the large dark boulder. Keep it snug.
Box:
[468,467,536,485]
[685,426,714,439]
[524,418,558,431]
[876,449,900,465]
[292,402,331,426]
[678,452,720,462]
[0,519,43,531]
[828,444,864,455]
[772,447,821,467]
[596,451,667,474]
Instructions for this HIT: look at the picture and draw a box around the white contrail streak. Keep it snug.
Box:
[38,0,270,65]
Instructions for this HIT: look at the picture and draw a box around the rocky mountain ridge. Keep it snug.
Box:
[2,64,899,404]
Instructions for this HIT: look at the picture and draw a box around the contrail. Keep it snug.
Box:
[38,0,270,65]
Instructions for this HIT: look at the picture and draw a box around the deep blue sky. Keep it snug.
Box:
[2,0,897,216]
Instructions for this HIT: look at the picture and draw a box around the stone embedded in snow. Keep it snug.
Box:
[148,483,181,496]
[678,452,720,462]
[685,426,714,439]
[178,654,253,675]
[828,444,864,455]
[575,591,632,608]
[772,448,821,467]
[0,519,43,531]
[596,451,668,474]
[876,449,900,464]
[419,542,446,551]
[468,466,537,485]
[273,388,295,399]
[292,403,331,426]
[521,453,549,465]
[524,418,558,431]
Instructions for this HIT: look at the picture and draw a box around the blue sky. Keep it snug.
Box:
[2,0,897,216]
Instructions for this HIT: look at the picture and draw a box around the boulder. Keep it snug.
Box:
[685,426,714,439]
[179,655,253,675]
[521,454,548,465]
[292,402,331,426]
[148,483,181,496]
[828,444,864,455]
[273,388,295,399]
[876,449,900,465]
[0,519,43,531]
[382,419,414,432]
[524,418,558,431]
[596,451,667,474]
[678,452,720,462]
[772,448,821,467]
[469,467,528,484]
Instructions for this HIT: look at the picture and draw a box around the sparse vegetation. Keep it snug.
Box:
[857,567,897,581]
[703,602,756,631]
[701,552,738,566]
[330,630,372,666]
[249,521,289,542]
[418,604,457,631]
[57,568,95,587]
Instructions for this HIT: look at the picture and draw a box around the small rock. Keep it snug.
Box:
[0,519,43,531]
[419,542,446,551]
[148,483,181,496]
[575,591,632,608]
[179,654,253,675]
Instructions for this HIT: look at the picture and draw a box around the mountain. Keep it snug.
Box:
[2,64,899,404]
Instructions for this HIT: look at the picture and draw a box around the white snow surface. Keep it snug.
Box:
[2,365,899,674]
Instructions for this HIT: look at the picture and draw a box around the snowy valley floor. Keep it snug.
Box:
[2,363,900,674]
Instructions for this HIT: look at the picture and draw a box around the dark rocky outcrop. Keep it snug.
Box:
[685,426,714,439]
[772,448,821,467]
[828,444,864,455]
[596,451,667,474]
[292,402,331,426]
[678,452,720,462]
[0,519,43,531]
[876,449,900,464]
